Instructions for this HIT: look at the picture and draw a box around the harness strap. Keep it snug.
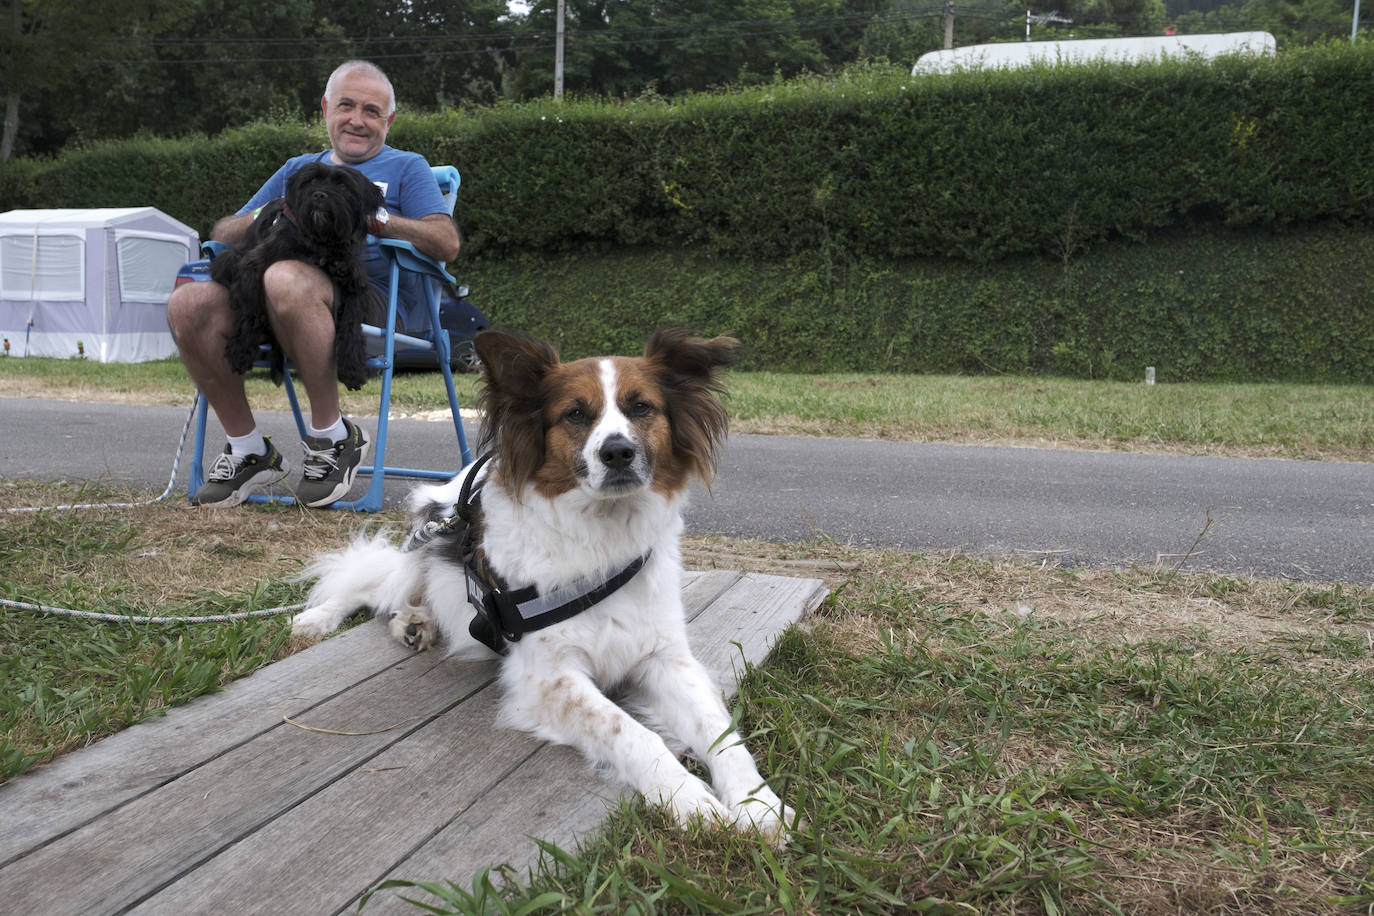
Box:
[466,549,652,655]
[402,453,652,655]
[401,453,491,553]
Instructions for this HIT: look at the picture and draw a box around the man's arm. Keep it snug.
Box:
[377,211,461,263]
[209,211,257,246]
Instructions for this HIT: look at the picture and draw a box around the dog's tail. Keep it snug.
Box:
[293,531,421,635]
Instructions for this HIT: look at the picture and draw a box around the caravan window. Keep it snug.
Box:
[0,232,85,300]
[117,234,192,302]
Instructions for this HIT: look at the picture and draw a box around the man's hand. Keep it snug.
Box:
[377,212,460,263]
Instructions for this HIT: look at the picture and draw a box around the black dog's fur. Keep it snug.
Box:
[211,162,385,390]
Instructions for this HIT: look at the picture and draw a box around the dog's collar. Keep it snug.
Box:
[404,453,652,656]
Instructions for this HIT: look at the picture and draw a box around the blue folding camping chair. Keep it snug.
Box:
[185,165,473,511]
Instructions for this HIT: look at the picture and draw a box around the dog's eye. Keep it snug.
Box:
[564,406,590,425]
[628,400,654,419]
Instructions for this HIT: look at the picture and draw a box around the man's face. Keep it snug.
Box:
[322,72,395,165]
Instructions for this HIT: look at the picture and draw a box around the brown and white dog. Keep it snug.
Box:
[291,328,793,843]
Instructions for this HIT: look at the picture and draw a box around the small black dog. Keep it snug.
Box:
[212,161,385,390]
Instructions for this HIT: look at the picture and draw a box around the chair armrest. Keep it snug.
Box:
[377,237,456,285]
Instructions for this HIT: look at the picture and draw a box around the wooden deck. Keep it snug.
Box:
[0,570,826,916]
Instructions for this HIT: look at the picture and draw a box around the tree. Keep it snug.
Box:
[2,0,148,161]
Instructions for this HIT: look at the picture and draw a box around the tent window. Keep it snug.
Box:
[117,236,190,302]
[0,233,84,300]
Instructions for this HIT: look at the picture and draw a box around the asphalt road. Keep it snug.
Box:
[3,397,1370,584]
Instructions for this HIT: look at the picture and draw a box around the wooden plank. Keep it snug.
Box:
[133,571,775,916]
[360,744,625,915]
[126,682,538,916]
[0,621,413,867]
[680,568,743,622]
[0,651,497,916]
[361,573,826,913]
[688,572,828,694]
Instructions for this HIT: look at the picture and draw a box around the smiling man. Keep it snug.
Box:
[167,60,460,509]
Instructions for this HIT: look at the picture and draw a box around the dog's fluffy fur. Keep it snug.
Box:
[292,328,794,843]
[211,161,383,390]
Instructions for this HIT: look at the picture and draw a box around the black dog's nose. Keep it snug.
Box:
[598,434,636,470]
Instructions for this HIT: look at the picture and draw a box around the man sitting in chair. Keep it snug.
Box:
[167,59,461,508]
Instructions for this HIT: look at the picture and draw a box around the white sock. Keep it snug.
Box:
[227,429,267,458]
[308,416,348,444]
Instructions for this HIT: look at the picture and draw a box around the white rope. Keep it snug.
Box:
[2,390,304,624]
[0,596,302,624]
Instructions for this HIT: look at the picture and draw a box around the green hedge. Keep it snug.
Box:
[460,222,1373,383]
[3,42,1371,262]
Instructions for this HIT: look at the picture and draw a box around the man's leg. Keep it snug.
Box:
[260,260,341,431]
[166,280,254,436]
[262,260,369,507]
[166,279,288,506]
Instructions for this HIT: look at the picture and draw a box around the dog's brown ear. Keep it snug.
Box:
[644,328,739,380]
[474,330,560,491]
[645,328,738,485]
[475,330,559,397]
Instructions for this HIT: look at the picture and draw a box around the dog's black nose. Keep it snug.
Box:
[598,434,636,470]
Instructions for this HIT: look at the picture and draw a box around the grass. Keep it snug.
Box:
[2,355,1372,461]
[0,479,361,778]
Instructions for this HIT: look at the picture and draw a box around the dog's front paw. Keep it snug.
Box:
[291,606,339,639]
[388,608,437,651]
[729,786,798,847]
[654,779,732,830]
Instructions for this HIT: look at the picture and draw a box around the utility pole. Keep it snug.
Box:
[554,0,565,99]
[1026,9,1071,40]
[943,0,955,50]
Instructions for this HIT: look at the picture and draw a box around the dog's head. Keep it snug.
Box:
[474,329,738,501]
[283,162,384,245]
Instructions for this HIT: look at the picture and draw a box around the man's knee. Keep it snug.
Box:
[262,260,333,315]
[167,281,229,341]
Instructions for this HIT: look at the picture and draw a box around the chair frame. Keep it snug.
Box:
[188,166,473,512]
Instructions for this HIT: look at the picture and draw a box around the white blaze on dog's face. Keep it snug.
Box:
[538,356,672,499]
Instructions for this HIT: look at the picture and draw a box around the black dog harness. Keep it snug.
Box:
[404,454,651,655]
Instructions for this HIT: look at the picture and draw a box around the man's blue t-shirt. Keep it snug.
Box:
[237,146,449,319]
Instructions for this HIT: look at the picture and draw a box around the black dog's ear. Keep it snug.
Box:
[358,172,385,213]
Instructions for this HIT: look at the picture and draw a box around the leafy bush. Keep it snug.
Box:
[460,222,1373,383]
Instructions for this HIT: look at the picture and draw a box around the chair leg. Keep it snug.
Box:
[188,392,210,500]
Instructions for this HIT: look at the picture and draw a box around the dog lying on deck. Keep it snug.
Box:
[210,161,384,390]
[292,328,794,844]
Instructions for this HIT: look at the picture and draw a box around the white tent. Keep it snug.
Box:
[0,207,198,363]
[912,32,1277,75]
